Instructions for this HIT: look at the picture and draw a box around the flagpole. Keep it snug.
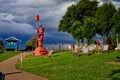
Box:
[117,34,118,46]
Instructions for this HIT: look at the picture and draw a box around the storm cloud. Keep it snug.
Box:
[0,0,120,47]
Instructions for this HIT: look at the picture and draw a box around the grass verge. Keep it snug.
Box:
[0,51,20,62]
[16,51,120,80]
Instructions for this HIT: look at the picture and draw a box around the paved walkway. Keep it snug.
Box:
[0,52,47,80]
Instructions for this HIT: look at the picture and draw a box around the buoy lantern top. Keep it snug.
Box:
[35,15,39,21]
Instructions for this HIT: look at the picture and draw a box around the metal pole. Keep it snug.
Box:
[20,53,23,69]
[117,34,118,46]
[19,40,22,51]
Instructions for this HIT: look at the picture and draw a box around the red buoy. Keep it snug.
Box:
[35,15,39,21]
[33,24,47,56]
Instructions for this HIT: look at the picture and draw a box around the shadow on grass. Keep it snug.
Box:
[109,69,120,80]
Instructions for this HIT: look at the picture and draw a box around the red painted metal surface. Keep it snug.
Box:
[33,47,47,56]
[33,24,47,56]
[35,15,39,21]
[95,40,100,45]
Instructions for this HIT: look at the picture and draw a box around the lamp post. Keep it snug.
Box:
[117,34,118,46]
[19,40,22,51]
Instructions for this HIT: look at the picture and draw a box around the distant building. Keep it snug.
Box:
[5,37,19,51]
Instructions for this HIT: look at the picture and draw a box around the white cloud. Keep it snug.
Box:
[10,7,36,15]
[8,0,56,7]
[40,2,76,28]
[112,0,120,9]
[0,13,15,22]
[98,0,120,8]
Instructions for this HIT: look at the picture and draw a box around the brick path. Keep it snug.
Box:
[0,52,47,80]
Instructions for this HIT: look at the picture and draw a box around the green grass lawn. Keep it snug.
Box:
[16,51,120,80]
[0,51,20,62]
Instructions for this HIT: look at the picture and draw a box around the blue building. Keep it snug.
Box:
[5,37,19,51]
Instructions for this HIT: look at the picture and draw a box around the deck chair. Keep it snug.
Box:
[82,46,88,54]
[102,45,109,52]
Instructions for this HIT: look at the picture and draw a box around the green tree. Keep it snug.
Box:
[58,0,98,43]
[70,21,83,44]
[113,8,120,34]
[112,8,120,44]
[83,17,96,44]
[76,0,98,22]
[95,2,116,38]
[58,4,77,33]
[26,37,36,50]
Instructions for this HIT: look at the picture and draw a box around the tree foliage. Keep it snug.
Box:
[26,37,36,50]
[95,2,116,37]
[113,8,120,34]
[0,41,4,52]
[58,4,77,33]
[76,0,98,22]
[83,17,96,43]
[58,0,120,44]
[71,21,82,42]
[58,0,98,42]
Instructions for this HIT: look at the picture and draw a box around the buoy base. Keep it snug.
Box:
[33,47,47,56]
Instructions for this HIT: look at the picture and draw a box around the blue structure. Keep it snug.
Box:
[5,37,19,51]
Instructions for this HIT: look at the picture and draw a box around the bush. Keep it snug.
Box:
[0,41,5,53]
[105,37,117,50]
[25,37,36,51]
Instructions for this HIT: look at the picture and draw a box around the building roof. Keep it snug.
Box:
[5,37,19,41]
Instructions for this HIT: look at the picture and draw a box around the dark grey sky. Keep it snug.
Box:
[0,0,120,48]
[0,0,77,45]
